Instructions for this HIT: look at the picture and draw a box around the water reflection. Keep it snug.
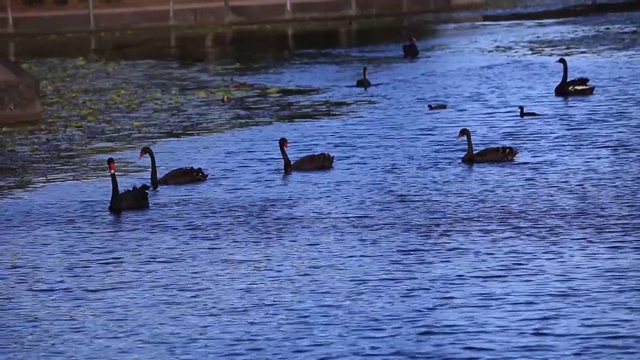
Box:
[0,19,437,64]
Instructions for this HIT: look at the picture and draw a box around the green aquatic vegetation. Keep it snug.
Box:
[0,57,359,193]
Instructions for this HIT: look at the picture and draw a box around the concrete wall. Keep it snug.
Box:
[0,0,485,34]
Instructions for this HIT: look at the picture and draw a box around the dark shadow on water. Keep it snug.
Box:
[0,20,438,64]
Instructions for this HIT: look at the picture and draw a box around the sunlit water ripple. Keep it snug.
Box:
[1,12,640,360]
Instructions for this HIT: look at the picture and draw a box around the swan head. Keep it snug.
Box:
[457,128,471,140]
[362,67,368,75]
[279,137,289,149]
[556,57,567,64]
[409,35,416,43]
[107,157,116,174]
[518,106,524,111]
[139,146,151,158]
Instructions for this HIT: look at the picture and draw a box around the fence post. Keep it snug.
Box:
[285,0,292,17]
[169,0,174,25]
[223,0,230,19]
[6,1,14,33]
[89,0,95,30]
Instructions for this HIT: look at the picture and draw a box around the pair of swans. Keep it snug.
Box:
[358,35,419,88]
[275,132,505,166]
[107,147,209,213]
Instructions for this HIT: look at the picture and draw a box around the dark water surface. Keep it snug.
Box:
[2,11,640,360]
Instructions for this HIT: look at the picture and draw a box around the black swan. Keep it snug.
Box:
[457,128,518,164]
[356,67,371,88]
[428,104,447,110]
[279,137,334,173]
[555,57,595,97]
[403,36,419,59]
[140,146,209,189]
[107,157,149,213]
[519,106,540,118]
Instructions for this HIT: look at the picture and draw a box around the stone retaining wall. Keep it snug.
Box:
[0,0,485,34]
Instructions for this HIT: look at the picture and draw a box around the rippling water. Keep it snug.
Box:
[2,11,640,359]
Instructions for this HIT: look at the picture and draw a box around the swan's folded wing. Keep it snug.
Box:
[292,153,334,170]
[403,44,419,58]
[567,77,590,87]
[119,185,150,209]
[158,167,209,185]
[474,146,518,162]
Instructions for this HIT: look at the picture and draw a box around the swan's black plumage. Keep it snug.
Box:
[279,137,334,173]
[457,128,519,164]
[554,57,595,97]
[403,36,419,59]
[356,67,371,88]
[107,158,149,213]
[140,146,208,189]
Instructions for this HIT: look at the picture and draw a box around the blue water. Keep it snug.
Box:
[2,12,640,359]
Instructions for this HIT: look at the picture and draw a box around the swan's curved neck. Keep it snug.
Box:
[362,70,367,80]
[146,149,159,189]
[110,172,119,204]
[280,144,292,172]
[465,133,474,155]
[561,62,568,83]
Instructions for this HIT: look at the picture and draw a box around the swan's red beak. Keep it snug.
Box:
[284,143,289,149]
[457,134,463,140]
[139,150,146,158]
[108,162,115,174]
